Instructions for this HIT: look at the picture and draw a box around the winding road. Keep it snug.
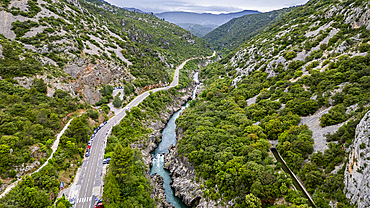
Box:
[72,53,215,208]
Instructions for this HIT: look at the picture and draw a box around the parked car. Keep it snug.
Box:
[87,145,91,149]
[86,148,90,152]
[103,121,107,125]
[69,197,75,205]
[85,152,90,157]
[88,141,92,146]
[95,200,104,208]
[103,158,111,164]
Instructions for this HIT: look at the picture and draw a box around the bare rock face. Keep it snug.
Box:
[344,111,370,207]
[164,144,202,207]
[0,44,3,59]
[164,142,226,208]
[150,174,175,208]
[62,59,127,104]
[82,85,102,104]
[65,0,83,12]
[0,10,30,40]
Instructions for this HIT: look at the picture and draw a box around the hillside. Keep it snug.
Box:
[178,23,214,37]
[204,7,296,54]
[0,0,212,206]
[169,0,370,207]
[0,0,212,103]
[156,10,260,29]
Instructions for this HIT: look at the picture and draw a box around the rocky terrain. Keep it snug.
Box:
[0,0,211,105]
[131,83,195,207]
[163,128,226,208]
[344,111,370,208]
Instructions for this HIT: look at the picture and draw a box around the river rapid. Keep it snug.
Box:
[150,72,200,208]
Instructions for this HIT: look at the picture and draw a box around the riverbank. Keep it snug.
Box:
[139,82,196,207]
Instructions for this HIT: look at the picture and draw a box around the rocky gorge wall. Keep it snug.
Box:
[344,110,370,208]
[163,128,227,208]
[133,82,196,208]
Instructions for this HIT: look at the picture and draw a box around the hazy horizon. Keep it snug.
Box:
[108,0,309,14]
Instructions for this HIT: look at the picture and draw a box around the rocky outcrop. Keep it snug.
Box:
[0,44,3,59]
[150,174,175,208]
[164,144,202,207]
[344,111,370,208]
[65,0,83,12]
[300,107,346,153]
[164,129,226,208]
[131,83,195,207]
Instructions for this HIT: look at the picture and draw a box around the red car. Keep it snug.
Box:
[95,202,104,208]
[87,145,91,149]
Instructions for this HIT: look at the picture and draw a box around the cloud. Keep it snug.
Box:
[107,0,309,13]
[117,0,243,13]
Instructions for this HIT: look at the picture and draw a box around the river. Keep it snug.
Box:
[150,72,200,208]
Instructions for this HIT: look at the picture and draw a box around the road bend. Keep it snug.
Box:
[73,56,206,208]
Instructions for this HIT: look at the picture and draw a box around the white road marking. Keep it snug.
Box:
[71,57,204,204]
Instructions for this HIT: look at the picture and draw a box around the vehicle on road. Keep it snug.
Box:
[88,141,92,146]
[103,158,111,164]
[85,152,90,157]
[95,200,104,208]
[87,145,91,149]
[69,197,75,205]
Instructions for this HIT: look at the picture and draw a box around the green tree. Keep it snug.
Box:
[359,43,370,53]
[111,143,133,183]
[103,173,121,205]
[113,95,122,108]
[32,78,47,94]
[0,144,10,168]
[87,109,99,120]
[245,193,262,208]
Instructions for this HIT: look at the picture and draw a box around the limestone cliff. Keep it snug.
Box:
[344,111,370,207]
[131,84,195,208]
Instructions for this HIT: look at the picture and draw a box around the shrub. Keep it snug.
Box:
[359,43,370,53]
[284,51,297,60]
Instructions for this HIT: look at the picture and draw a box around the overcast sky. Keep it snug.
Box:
[107,0,309,14]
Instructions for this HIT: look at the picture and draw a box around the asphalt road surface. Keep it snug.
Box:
[74,58,195,208]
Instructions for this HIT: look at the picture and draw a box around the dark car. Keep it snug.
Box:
[85,152,90,157]
[86,148,90,152]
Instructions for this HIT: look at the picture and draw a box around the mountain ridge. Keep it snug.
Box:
[155,10,260,28]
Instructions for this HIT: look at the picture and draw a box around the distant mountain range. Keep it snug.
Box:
[123,7,147,13]
[120,9,262,37]
[204,7,296,54]
[155,10,260,28]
